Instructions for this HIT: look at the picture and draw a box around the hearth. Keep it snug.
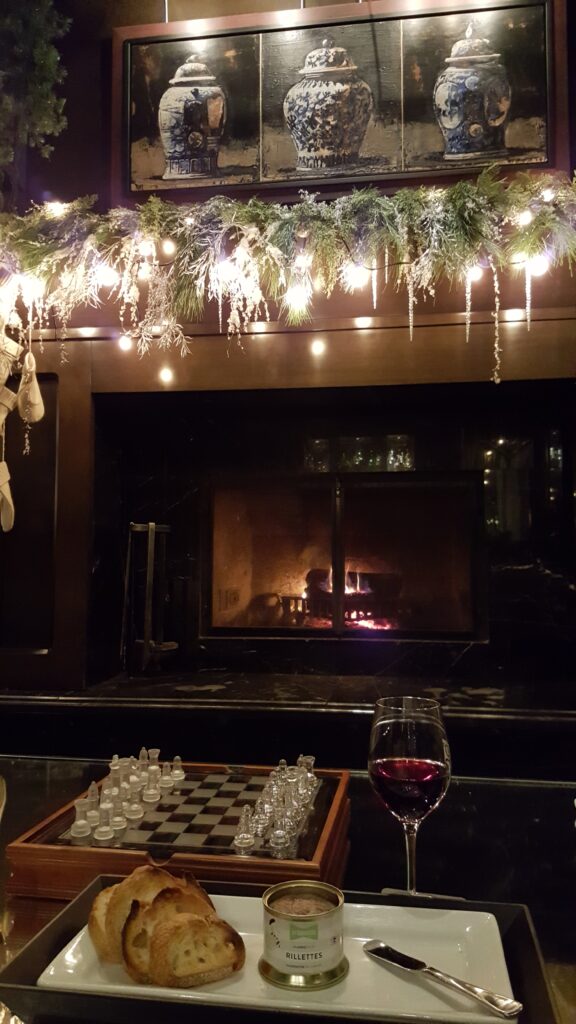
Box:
[207,474,484,640]
[88,380,576,685]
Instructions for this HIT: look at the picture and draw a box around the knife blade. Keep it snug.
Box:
[363,940,523,1019]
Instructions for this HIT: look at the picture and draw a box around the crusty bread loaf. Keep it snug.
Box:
[122,886,217,983]
[105,866,189,963]
[88,866,245,989]
[147,912,246,988]
[88,882,119,962]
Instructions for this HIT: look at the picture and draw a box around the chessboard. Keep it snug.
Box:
[6,762,350,899]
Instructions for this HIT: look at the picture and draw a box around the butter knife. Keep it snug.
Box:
[363,940,523,1019]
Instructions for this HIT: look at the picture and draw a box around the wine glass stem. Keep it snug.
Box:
[404,823,419,893]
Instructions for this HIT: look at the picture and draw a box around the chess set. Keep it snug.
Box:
[7,751,350,899]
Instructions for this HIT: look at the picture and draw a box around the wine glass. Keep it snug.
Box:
[368,696,451,894]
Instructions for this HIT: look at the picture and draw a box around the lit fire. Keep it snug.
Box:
[301,565,397,631]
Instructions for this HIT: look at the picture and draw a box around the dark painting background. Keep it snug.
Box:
[129,33,260,189]
[403,6,548,170]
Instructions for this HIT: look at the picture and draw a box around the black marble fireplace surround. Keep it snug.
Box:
[2,379,576,777]
[90,379,576,683]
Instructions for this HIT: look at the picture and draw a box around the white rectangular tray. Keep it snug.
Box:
[38,894,518,1021]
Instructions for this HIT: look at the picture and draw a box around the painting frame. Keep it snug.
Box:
[110,0,568,203]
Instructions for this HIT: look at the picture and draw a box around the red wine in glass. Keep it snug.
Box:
[368,698,451,892]
[369,757,450,822]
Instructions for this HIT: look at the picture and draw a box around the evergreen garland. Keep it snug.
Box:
[1,167,575,377]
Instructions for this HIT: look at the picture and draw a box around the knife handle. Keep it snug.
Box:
[424,966,523,1019]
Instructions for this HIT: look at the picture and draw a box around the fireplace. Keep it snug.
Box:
[88,380,576,684]
[207,474,485,639]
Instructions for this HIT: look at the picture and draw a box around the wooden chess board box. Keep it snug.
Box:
[6,763,350,899]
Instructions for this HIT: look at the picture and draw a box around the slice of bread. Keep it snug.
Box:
[122,886,217,983]
[147,912,246,988]
[105,865,188,963]
[87,883,119,962]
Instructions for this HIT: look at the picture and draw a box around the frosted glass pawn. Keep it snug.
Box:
[148,748,160,766]
[70,799,91,839]
[125,782,144,822]
[171,755,185,782]
[86,782,101,827]
[100,779,114,810]
[269,819,290,856]
[93,807,114,845]
[139,747,148,768]
[233,805,255,856]
[159,762,174,790]
[86,781,99,810]
[142,765,161,804]
[111,799,127,838]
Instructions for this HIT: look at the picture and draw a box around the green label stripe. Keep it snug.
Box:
[289,922,318,940]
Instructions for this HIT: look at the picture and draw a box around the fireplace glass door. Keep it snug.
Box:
[207,474,484,638]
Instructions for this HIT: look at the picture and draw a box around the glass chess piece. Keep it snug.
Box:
[125,780,144,822]
[70,798,91,843]
[269,819,290,857]
[142,766,161,804]
[110,799,127,844]
[233,804,256,856]
[86,782,100,827]
[93,807,114,846]
[159,762,174,790]
[171,755,186,782]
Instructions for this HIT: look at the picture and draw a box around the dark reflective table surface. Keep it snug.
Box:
[0,756,573,1022]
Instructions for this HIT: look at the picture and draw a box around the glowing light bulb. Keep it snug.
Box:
[510,251,527,266]
[118,334,133,351]
[161,238,177,256]
[517,209,533,226]
[292,251,312,273]
[527,253,550,276]
[313,275,325,293]
[466,265,483,282]
[45,201,67,218]
[541,188,555,202]
[310,339,326,356]
[184,215,194,225]
[341,261,371,290]
[19,274,45,305]
[354,317,372,328]
[285,282,310,314]
[94,263,120,288]
[217,258,238,286]
[137,263,152,281]
[137,238,156,258]
[159,366,174,384]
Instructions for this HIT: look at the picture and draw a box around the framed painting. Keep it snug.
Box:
[111,0,568,199]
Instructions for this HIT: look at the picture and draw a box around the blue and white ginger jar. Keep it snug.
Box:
[433,24,511,161]
[158,54,226,179]
[283,38,373,171]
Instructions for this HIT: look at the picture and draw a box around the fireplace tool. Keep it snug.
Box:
[120,522,179,673]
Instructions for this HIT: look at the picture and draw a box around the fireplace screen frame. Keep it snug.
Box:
[200,471,487,642]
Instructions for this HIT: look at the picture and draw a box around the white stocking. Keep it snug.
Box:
[0,461,14,531]
[0,386,17,429]
[17,351,44,423]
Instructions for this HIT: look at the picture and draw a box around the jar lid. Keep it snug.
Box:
[446,23,500,64]
[299,37,357,76]
[169,53,216,84]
